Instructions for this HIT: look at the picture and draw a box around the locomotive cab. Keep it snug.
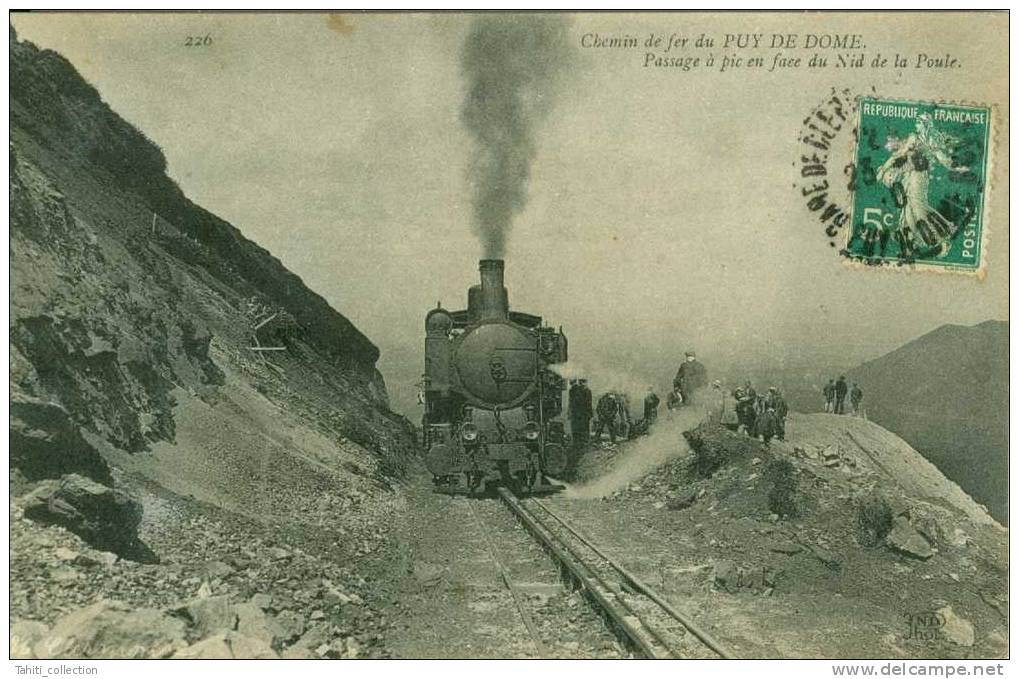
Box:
[422,259,568,495]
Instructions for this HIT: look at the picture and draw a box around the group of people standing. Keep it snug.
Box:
[728,381,788,444]
[566,350,708,450]
[565,357,866,456]
[566,381,646,448]
[823,376,864,415]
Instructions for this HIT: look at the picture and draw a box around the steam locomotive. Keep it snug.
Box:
[421,259,569,495]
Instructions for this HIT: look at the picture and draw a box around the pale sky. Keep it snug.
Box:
[12,12,1009,414]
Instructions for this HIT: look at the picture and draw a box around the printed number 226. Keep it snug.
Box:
[863,208,895,231]
[185,35,212,47]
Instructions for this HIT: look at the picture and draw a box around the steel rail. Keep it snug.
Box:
[497,487,674,659]
[531,497,735,660]
[465,500,548,657]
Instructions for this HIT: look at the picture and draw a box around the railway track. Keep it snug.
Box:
[497,487,734,659]
[464,496,624,658]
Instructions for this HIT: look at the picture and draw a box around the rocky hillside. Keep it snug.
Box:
[569,414,1007,658]
[848,321,1008,523]
[10,27,416,658]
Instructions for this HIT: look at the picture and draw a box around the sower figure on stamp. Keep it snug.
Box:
[877,113,971,258]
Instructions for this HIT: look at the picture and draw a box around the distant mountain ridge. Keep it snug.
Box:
[848,320,1008,523]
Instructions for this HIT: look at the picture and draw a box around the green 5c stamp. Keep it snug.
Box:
[844,97,992,273]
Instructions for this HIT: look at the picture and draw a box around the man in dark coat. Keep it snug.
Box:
[765,386,789,440]
[756,407,780,445]
[850,383,863,415]
[733,381,757,435]
[834,375,849,414]
[643,387,660,425]
[823,379,836,413]
[673,351,707,404]
[568,379,593,450]
[593,392,619,444]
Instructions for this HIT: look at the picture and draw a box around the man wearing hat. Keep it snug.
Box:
[834,375,849,414]
[673,350,707,405]
[568,378,593,451]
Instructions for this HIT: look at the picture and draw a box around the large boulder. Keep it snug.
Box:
[32,600,187,659]
[273,610,306,645]
[10,620,49,659]
[172,631,278,659]
[937,606,975,647]
[233,601,291,648]
[9,394,113,486]
[173,595,297,652]
[885,515,934,560]
[685,423,762,477]
[19,474,156,562]
[176,596,238,639]
[666,486,699,510]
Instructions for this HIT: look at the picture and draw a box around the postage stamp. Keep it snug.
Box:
[843,97,992,273]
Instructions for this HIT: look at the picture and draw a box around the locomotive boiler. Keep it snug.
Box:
[422,259,568,495]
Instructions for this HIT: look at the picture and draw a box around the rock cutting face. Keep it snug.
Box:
[9,25,415,661]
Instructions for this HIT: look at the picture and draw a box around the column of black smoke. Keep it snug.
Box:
[461,14,569,259]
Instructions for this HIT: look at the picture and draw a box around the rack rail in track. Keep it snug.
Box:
[497,487,734,659]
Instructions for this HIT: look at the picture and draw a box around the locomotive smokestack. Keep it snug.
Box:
[468,259,509,322]
[479,259,505,295]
